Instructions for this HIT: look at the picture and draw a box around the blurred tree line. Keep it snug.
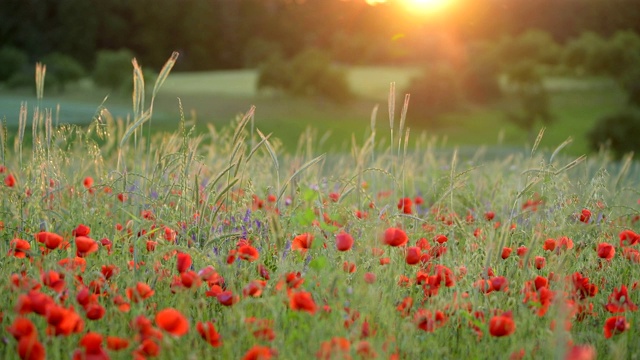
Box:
[1,0,640,71]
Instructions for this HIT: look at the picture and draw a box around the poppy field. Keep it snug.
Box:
[2,58,640,360]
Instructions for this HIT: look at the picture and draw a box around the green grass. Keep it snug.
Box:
[0,67,627,155]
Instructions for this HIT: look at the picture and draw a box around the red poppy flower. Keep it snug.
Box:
[8,239,30,258]
[217,290,239,306]
[534,275,548,290]
[17,336,45,360]
[364,272,376,284]
[579,208,591,223]
[35,231,64,250]
[289,290,317,314]
[41,270,65,293]
[619,229,640,247]
[557,236,574,251]
[434,234,448,244]
[72,224,91,237]
[336,231,354,251]
[155,308,189,337]
[604,316,629,338]
[176,252,192,273]
[243,280,266,297]
[489,311,516,337]
[238,244,260,261]
[405,246,421,265]
[7,317,37,341]
[572,272,598,299]
[501,247,512,259]
[534,256,546,270]
[242,345,276,360]
[84,302,106,320]
[565,345,596,360]
[126,282,155,303]
[542,238,556,251]
[45,305,84,336]
[5,173,16,187]
[73,332,108,360]
[106,336,130,351]
[383,227,408,247]
[82,177,94,189]
[197,321,222,347]
[605,285,638,313]
[414,309,447,332]
[317,337,350,360]
[292,233,314,252]
[75,236,98,257]
[397,197,413,214]
[597,242,615,261]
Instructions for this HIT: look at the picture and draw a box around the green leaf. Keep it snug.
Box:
[309,256,328,271]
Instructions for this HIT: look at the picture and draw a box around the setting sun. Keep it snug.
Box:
[401,0,452,13]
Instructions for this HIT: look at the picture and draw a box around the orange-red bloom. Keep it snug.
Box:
[196,321,222,347]
[242,345,276,360]
[176,252,192,273]
[489,311,516,337]
[292,233,314,252]
[604,316,629,338]
[289,290,317,314]
[8,239,30,258]
[126,282,155,303]
[106,336,130,351]
[17,336,45,360]
[155,308,189,337]
[383,227,408,247]
[35,231,64,250]
[73,332,108,360]
[565,344,596,360]
[605,285,638,313]
[597,242,615,261]
[238,244,260,261]
[75,236,99,257]
[335,231,354,251]
[5,173,16,187]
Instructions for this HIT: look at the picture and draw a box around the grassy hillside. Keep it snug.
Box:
[0,67,626,155]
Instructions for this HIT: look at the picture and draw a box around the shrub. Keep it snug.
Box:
[496,30,561,69]
[257,48,353,104]
[588,110,640,158]
[41,52,85,93]
[92,49,135,91]
[404,63,462,120]
[0,46,29,83]
[244,38,283,68]
[461,43,502,104]
[504,61,554,140]
[562,32,606,76]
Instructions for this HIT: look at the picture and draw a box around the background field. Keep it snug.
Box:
[0,67,625,156]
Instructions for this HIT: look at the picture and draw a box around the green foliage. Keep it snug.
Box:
[257,48,353,104]
[562,32,606,75]
[0,46,28,82]
[587,31,640,81]
[92,49,135,91]
[41,52,85,93]
[404,64,463,120]
[461,43,503,104]
[588,109,640,158]
[243,38,283,68]
[505,61,554,138]
[496,30,561,69]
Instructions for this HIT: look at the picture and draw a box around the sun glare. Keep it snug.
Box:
[401,0,451,13]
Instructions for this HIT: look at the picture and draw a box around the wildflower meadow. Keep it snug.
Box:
[2,53,640,360]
